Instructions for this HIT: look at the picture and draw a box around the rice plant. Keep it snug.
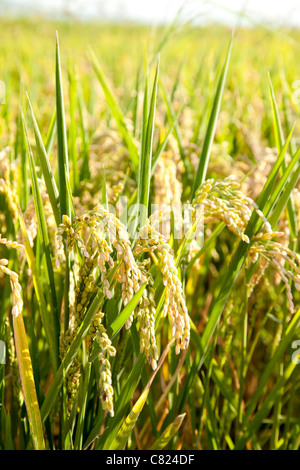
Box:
[1,18,300,451]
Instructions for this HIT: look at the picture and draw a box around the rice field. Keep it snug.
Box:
[1,17,300,450]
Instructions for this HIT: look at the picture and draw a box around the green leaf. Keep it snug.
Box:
[76,74,90,180]
[26,94,60,226]
[268,160,300,228]
[74,362,91,450]
[137,58,160,230]
[41,287,104,422]
[151,106,183,172]
[191,34,233,199]
[40,257,123,422]
[99,339,174,450]
[160,79,185,161]
[21,110,60,358]
[256,124,295,217]
[235,307,300,449]
[187,127,297,392]
[12,313,45,449]
[107,338,170,450]
[268,72,297,241]
[110,284,147,337]
[4,412,14,450]
[109,388,149,450]
[88,283,146,363]
[186,223,224,271]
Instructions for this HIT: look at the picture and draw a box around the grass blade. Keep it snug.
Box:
[150,414,186,450]
[191,35,233,199]
[108,388,149,450]
[107,339,174,450]
[68,58,79,194]
[185,128,298,402]
[268,72,298,242]
[45,107,56,156]
[21,109,60,360]
[88,283,146,363]
[40,288,104,422]
[56,32,70,220]
[17,207,59,372]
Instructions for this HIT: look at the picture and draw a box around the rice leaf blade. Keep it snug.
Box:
[191,35,233,199]
[12,313,45,449]
[150,413,186,450]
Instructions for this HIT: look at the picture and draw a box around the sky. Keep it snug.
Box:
[2,0,300,27]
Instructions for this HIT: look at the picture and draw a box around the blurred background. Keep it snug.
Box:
[1,0,300,149]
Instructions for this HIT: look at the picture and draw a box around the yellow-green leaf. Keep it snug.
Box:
[13,314,45,450]
[150,413,186,450]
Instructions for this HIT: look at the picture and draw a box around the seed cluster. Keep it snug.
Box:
[56,208,146,307]
[193,177,272,244]
[154,151,182,211]
[59,327,81,414]
[17,184,56,252]
[248,231,300,313]
[56,206,147,415]
[59,249,99,414]
[0,235,23,318]
[135,267,159,370]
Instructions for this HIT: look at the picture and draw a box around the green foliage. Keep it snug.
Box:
[0,18,300,451]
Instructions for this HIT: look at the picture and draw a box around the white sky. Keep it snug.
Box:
[2,0,300,26]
